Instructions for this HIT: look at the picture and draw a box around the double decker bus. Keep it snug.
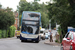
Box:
[20,11,41,43]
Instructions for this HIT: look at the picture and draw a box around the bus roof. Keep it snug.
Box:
[23,11,41,15]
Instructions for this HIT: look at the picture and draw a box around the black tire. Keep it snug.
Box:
[17,36,18,38]
[21,40,24,42]
[17,36,20,39]
[35,41,39,43]
[61,44,64,50]
[17,37,18,39]
[39,36,41,41]
[70,46,73,50]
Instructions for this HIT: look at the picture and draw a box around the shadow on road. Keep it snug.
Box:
[21,41,39,43]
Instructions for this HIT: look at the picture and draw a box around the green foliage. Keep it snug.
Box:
[0,26,16,38]
[41,12,49,28]
[34,0,40,2]
[58,26,61,35]
[0,4,2,9]
[0,8,15,29]
[9,26,16,37]
[0,4,15,38]
[47,0,75,42]
[0,30,7,38]
[19,15,22,26]
[55,40,59,43]
[0,30,1,37]
[6,30,9,37]
[68,0,75,9]
[47,0,74,33]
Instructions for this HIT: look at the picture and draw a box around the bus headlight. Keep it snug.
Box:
[21,33,27,37]
[35,35,38,38]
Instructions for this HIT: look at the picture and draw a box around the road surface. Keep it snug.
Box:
[0,37,60,50]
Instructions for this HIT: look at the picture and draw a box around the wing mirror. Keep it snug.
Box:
[67,38,70,40]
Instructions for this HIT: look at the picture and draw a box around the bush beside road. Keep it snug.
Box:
[0,26,16,38]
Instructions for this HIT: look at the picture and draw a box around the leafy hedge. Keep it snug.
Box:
[0,26,16,38]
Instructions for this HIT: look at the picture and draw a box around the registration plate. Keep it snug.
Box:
[27,39,31,41]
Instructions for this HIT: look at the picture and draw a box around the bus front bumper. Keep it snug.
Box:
[20,35,39,41]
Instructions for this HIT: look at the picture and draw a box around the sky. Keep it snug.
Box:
[0,0,50,11]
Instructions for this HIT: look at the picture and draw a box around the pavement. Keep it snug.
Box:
[44,40,61,46]
[44,30,61,46]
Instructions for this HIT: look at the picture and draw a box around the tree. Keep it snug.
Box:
[0,4,2,9]
[41,12,49,28]
[18,0,33,14]
[68,0,75,28]
[68,0,75,9]
[0,7,15,29]
[47,0,75,42]
[34,0,40,2]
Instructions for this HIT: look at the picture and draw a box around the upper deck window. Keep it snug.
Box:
[28,13,40,17]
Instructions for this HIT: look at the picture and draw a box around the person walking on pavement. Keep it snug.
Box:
[49,30,53,42]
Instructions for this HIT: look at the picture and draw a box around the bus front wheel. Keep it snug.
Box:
[35,41,39,43]
[21,40,24,42]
